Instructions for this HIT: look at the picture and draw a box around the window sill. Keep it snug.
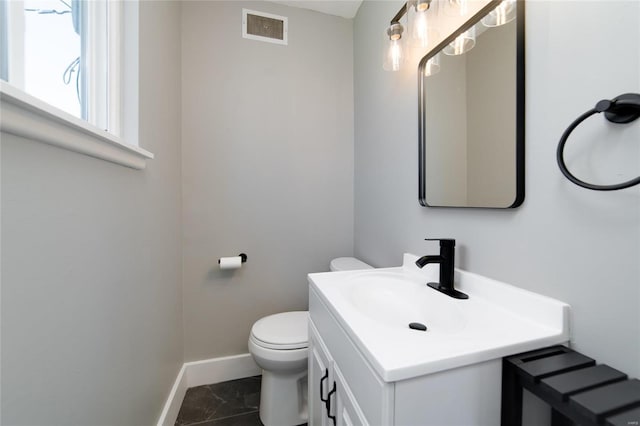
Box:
[0,82,153,169]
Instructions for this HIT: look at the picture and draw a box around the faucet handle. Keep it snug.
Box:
[425,238,455,247]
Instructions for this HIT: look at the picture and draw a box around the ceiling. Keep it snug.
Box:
[271,0,364,19]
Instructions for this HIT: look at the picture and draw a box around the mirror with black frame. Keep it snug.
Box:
[418,0,524,208]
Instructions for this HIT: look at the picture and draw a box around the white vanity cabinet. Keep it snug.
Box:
[309,321,370,426]
[309,287,394,426]
[307,255,570,425]
[308,321,332,426]
[308,285,504,426]
[332,360,368,426]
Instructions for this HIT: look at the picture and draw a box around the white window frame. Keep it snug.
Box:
[0,0,6,81]
[83,0,122,134]
[107,0,122,137]
[0,0,152,169]
[3,0,25,88]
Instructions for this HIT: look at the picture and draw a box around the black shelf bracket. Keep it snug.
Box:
[501,345,640,426]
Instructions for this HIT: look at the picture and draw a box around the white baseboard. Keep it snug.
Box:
[184,353,261,388]
[156,353,261,426]
[156,364,188,426]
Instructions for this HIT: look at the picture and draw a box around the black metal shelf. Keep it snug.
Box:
[501,345,640,425]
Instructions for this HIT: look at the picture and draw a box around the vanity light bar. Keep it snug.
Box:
[384,0,517,72]
[390,3,408,25]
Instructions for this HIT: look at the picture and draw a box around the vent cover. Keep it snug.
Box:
[242,9,288,45]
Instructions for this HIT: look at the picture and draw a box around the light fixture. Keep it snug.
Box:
[424,53,440,76]
[445,0,469,17]
[443,26,476,55]
[482,0,516,27]
[407,0,439,49]
[383,22,405,71]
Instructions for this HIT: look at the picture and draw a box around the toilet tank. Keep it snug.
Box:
[330,257,373,272]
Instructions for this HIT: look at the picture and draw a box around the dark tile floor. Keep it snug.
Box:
[175,376,263,426]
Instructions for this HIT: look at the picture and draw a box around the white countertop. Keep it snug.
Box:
[308,253,570,382]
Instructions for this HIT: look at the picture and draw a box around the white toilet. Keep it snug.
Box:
[248,257,373,426]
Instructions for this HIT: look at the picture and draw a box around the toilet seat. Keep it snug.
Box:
[250,311,308,350]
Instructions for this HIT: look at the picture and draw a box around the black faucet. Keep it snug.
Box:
[415,238,468,299]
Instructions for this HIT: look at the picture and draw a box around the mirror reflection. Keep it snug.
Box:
[418,1,524,208]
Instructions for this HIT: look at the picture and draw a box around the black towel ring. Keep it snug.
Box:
[556,93,640,191]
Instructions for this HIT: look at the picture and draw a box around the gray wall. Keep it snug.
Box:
[355,0,639,386]
[181,1,354,361]
[0,2,183,425]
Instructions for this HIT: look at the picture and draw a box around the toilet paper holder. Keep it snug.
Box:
[217,253,248,265]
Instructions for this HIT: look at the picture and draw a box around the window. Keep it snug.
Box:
[0,0,152,169]
[2,0,120,134]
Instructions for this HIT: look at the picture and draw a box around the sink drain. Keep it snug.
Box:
[409,322,427,331]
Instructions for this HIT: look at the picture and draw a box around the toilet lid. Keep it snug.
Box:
[330,257,373,272]
[251,311,308,350]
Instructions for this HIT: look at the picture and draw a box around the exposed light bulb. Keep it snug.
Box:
[482,0,516,27]
[443,26,476,55]
[414,10,429,47]
[387,22,403,41]
[383,23,404,71]
[390,39,402,71]
[452,34,466,54]
[495,3,510,25]
[416,0,430,12]
[409,0,438,49]
[449,0,468,16]
[424,54,440,77]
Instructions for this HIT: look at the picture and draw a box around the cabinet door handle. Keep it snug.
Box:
[320,368,329,403]
[326,382,337,426]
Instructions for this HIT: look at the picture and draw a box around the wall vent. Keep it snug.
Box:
[242,9,288,45]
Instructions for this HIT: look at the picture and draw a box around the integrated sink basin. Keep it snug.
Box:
[308,254,570,382]
[345,271,467,334]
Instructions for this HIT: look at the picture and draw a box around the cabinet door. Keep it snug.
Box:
[333,364,368,426]
[309,323,332,426]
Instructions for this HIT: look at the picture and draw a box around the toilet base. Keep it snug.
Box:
[259,368,308,426]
